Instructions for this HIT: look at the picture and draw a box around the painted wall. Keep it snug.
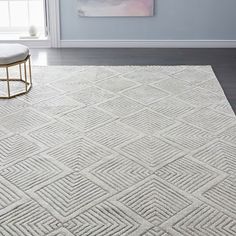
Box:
[60,0,236,40]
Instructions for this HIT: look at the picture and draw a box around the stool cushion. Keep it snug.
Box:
[0,44,29,65]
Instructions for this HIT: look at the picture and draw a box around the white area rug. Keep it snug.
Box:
[0,66,235,235]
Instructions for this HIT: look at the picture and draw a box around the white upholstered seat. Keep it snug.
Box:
[0,44,29,65]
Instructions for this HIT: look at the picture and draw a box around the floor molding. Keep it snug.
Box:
[60,40,236,48]
[0,39,51,48]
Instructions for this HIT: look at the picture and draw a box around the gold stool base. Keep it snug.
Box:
[0,55,32,99]
[0,79,32,99]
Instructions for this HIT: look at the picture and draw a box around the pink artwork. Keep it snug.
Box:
[78,0,154,17]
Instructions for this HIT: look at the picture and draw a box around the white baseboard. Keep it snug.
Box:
[0,39,51,48]
[2,39,235,48]
[60,40,236,48]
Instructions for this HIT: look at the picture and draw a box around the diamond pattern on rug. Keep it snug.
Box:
[0,108,52,133]
[150,66,186,75]
[47,138,112,171]
[177,88,224,106]
[173,204,236,236]
[122,68,170,84]
[141,227,171,236]
[156,157,218,193]
[65,201,140,236]
[59,107,115,131]
[96,75,137,93]
[152,77,192,95]
[0,134,40,168]
[32,95,85,117]
[32,66,86,83]
[150,98,195,118]
[183,108,235,133]
[0,99,29,118]
[51,76,92,93]
[0,66,235,236]
[86,121,138,149]
[121,109,174,135]
[91,155,151,191]
[121,136,184,169]
[70,66,118,83]
[161,123,215,150]
[1,155,65,191]
[47,228,75,236]
[122,85,169,105]
[118,176,192,225]
[35,173,109,220]
[0,177,25,211]
[67,86,115,106]
[173,67,215,85]
[218,124,236,144]
[98,96,145,117]
[0,127,6,138]
[210,101,235,116]
[29,121,81,148]
[106,65,141,74]
[0,200,60,236]
[193,141,236,175]
[18,85,61,104]
[203,178,236,215]
[197,79,225,94]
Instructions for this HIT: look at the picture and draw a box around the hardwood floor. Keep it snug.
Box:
[30,48,236,112]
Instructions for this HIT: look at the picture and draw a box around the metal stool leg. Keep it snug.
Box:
[19,63,22,81]
[6,67,11,98]
[28,56,32,84]
[24,62,27,92]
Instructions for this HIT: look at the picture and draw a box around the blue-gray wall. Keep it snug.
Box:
[60,0,236,40]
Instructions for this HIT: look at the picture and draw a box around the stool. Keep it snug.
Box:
[0,44,32,99]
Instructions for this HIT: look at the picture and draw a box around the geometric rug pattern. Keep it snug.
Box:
[0,66,235,235]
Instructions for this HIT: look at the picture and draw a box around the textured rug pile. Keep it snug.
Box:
[0,66,235,236]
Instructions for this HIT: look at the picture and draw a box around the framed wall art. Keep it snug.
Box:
[78,0,154,17]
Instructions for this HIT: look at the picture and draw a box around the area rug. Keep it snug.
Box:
[0,66,235,236]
